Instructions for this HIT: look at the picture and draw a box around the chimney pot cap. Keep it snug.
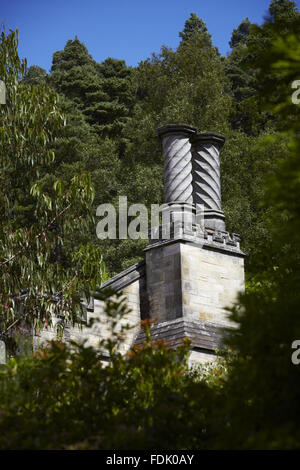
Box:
[191,132,226,147]
[157,123,197,138]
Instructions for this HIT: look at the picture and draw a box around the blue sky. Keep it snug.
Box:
[1,0,300,72]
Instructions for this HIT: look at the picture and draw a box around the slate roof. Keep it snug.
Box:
[134,318,233,352]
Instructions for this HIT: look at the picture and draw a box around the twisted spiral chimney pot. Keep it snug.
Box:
[191,133,226,231]
[157,124,197,204]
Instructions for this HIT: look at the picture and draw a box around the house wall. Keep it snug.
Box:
[34,279,142,356]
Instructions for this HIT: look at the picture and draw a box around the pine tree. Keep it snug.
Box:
[267,0,298,23]
[50,37,104,111]
[50,38,133,141]
[229,18,251,48]
[179,12,212,47]
[226,0,299,135]
[225,15,264,135]
[88,57,134,139]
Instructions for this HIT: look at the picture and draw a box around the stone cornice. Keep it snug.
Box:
[157,123,197,138]
[100,260,146,293]
[191,132,226,148]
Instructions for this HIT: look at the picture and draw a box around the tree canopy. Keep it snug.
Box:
[1,0,300,450]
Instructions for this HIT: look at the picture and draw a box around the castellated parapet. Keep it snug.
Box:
[35,124,245,366]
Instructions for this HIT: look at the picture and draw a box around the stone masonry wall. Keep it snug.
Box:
[34,280,142,356]
[146,243,182,322]
[180,243,245,326]
[146,241,244,328]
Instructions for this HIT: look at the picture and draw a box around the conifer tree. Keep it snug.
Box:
[179,12,212,47]
[91,57,134,139]
[225,0,299,135]
[229,18,251,48]
[50,37,104,112]
[50,38,133,141]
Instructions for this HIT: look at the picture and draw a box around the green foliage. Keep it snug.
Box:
[0,29,105,354]
[267,0,298,23]
[221,129,291,271]
[93,57,134,139]
[216,21,300,449]
[0,315,221,450]
[229,18,251,49]
[22,65,48,85]
[110,19,232,272]
[225,40,260,134]
[50,38,134,140]
[179,12,213,48]
[8,2,299,278]
[2,0,300,450]
[131,28,230,134]
[225,0,299,135]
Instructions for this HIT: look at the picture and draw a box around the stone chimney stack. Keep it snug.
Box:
[157,126,227,232]
[83,123,246,366]
[141,124,245,364]
[36,126,245,366]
